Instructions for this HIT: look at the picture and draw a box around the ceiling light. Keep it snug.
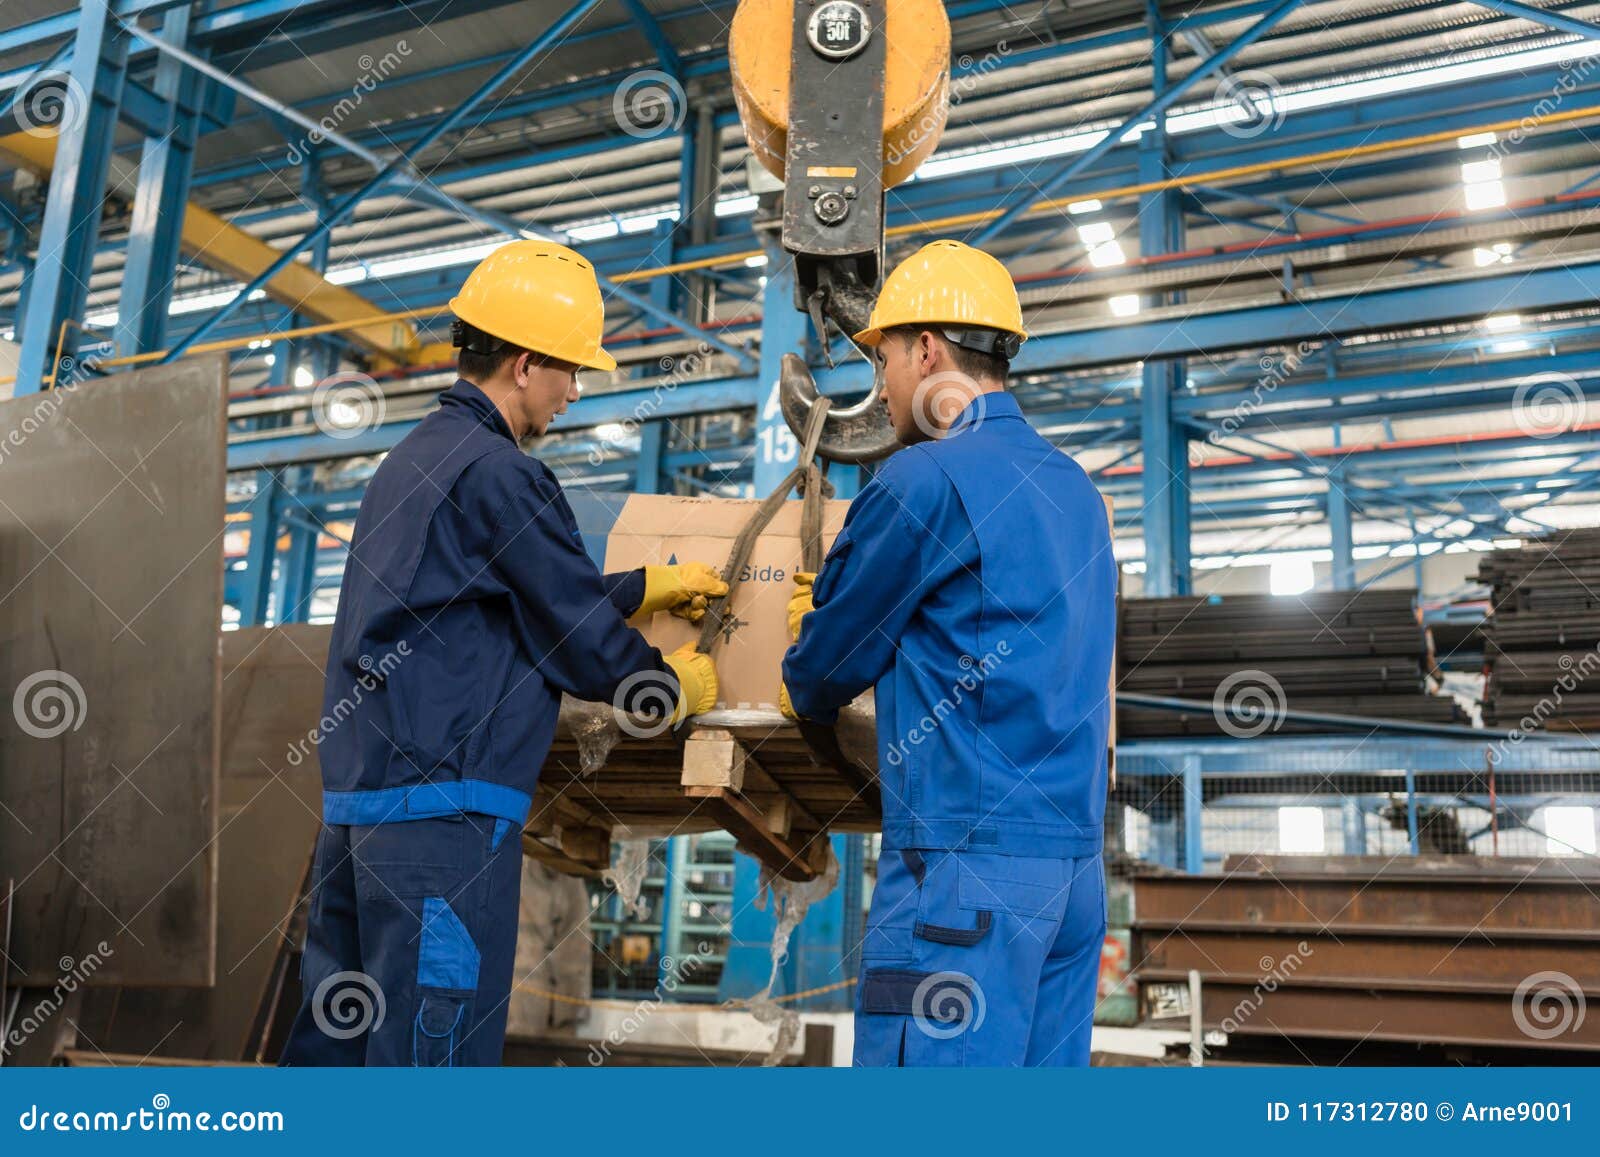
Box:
[1465,180,1507,210]
[1088,241,1127,267]
[1109,294,1141,317]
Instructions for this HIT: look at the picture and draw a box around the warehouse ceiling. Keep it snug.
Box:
[6,0,1600,561]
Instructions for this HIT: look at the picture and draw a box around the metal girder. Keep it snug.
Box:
[12,2,126,395]
[224,375,765,471]
[1326,465,1355,589]
[1137,2,1191,596]
[116,4,201,357]
[153,0,744,377]
[622,0,682,76]
[159,0,609,362]
[1177,347,1600,417]
[0,130,417,363]
[1470,0,1600,41]
[391,177,756,371]
[753,229,805,495]
[969,0,1304,245]
[1013,254,1600,370]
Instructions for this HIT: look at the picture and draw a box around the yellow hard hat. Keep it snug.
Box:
[449,240,618,371]
[853,239,1027,349]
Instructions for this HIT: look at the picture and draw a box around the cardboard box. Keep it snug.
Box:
[604,490,1117,730]
[602,493,850,710]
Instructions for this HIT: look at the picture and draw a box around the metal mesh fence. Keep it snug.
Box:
[1110,741,1600,871]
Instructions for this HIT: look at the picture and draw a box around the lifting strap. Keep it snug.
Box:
[690,397,881,816]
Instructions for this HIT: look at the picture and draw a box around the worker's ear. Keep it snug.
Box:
[511,350,533,389]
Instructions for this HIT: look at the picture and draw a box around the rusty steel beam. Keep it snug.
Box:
[1134,870,1600,939]
[1188,981,1600,1052]
[1134,929,1600,993]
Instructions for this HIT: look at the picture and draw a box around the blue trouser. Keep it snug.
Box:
[854,849,1106,1067]
[280,814,523,1066]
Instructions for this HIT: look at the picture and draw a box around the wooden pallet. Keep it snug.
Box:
[215,626,883,884]
[523,701,881,882]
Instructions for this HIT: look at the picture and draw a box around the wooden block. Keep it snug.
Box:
[558,826,611,867]
[762,796,792,838]
[522,835,605,877]
[682,728,746,790]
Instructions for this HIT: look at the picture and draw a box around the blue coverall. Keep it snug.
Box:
[782,390,1117,1067]
[280,378,672,1066]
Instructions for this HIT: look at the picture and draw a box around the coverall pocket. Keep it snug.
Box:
[955,854,1068,922]
[413,897,480,1067]
[351,818,465,900]
[414,994,468,1067]
[857,967,972,1067]
[910,851,998,947]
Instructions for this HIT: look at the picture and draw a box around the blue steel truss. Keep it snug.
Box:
[4,0,1600,624]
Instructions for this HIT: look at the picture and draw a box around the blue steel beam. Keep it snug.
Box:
[238,469,282,626]
[13,2,128,395]
[159,0,608,363]
[1137,1,1191,597]
[116,3,202,357]
[226,376,765,470]
[970,0,1303,246]
[144,62,1600,299]
[753,230,805,496]
[1326,464,1355,589]
[1176,348,1600,416]
[1009,255,1600,370]
[389,179,757,372]
[622,0,682,76]
[1470,1,1600,41]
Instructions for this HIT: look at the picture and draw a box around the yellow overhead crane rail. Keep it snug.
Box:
[0,128,417,367]
[3,100,1596,387]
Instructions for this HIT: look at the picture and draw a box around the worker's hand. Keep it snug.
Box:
[638,562,729,623]
[663,643,718,723]
[786,571,817,642]
[779,681,800,721]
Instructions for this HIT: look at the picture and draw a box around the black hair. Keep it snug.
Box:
[452,319,566,381]
[881,324,1011,384]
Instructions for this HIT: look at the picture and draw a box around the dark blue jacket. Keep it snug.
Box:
[782,391,1117,857]
[317,379,668,827]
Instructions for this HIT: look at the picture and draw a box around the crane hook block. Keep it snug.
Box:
[730,0,951,191]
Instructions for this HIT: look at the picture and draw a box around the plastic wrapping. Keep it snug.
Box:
[728,845,841,1065]
[601,836,652,920]
[564,698,623,774]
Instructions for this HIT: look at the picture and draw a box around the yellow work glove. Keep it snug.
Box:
[663,643,718,723]
[636,562,729,623]
[779,681,800,721]
[786,571,817,642]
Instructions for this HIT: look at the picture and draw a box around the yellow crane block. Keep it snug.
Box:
[730,0,950,189]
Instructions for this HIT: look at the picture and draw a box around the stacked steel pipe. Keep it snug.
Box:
[1117,588,1459,737]
[1480,529,1600,731]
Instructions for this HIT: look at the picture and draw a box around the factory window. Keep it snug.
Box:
[1123,805,1144,857]
[1269,555,1315,596]
[1543,806,1598,856]
[1277,806,1326,854]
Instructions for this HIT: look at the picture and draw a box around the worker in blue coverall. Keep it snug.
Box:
[781,240,1117,1067]
[281,241,724,1066]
